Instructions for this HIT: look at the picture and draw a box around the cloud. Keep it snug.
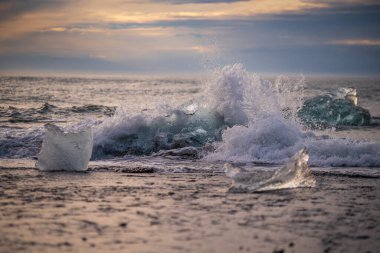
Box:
[0,0,329,42]
[48,27,67,32]
[151,0,249,4]
[0,0,68,21]
[1,0,380,74]
[329,39,380,46]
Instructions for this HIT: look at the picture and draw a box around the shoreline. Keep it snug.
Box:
[1,165,379,253]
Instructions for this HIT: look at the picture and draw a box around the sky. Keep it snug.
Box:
[0,0,379,75]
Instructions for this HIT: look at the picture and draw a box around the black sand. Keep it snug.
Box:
[0,163,379,253]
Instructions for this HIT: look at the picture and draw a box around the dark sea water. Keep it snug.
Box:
[1,64,380,171]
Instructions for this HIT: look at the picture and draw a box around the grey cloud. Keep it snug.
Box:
[151,0,249,4]
[0,0,68,22]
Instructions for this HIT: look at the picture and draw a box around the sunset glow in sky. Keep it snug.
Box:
[1,0,379,75]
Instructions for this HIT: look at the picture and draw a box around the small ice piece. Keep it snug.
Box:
[225,147,316,192]
[338,87,358,106]
[36,124,93,171]
[183,103,199,115]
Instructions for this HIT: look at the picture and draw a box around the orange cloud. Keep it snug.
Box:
[48,27,67,32]
[0,0,328,40]
[329,39,380,46]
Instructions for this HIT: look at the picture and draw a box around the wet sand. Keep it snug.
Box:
[0,164,379,253]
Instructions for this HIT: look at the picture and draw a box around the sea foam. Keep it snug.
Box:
[204,64,380,167]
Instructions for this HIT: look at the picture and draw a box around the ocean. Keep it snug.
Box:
[1,64,380,253]
[1,64,379,170]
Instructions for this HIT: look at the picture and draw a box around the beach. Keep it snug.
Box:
[1,68,380,253]
[2,1,380,252]
[1,160,379,253]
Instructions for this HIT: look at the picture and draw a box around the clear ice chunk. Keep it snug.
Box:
[36,124,93,171]
[225,147,316,192]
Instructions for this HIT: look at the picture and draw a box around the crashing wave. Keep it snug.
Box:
[91,64,380,166]
[225,147,316,192]
[36,124,93,171]
[92,107,227,158]
[92,64,303,159]
[204,64,380,167]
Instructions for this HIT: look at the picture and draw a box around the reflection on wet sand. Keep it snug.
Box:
[0,167,379,253]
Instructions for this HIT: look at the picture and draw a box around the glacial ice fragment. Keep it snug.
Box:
[36,124,93,171]
[298,88,371,127]
[338,87,358,106]
[225,147,316,192]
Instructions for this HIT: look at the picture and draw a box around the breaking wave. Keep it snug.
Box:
[202,65,379,166]
[90,64,380,166]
